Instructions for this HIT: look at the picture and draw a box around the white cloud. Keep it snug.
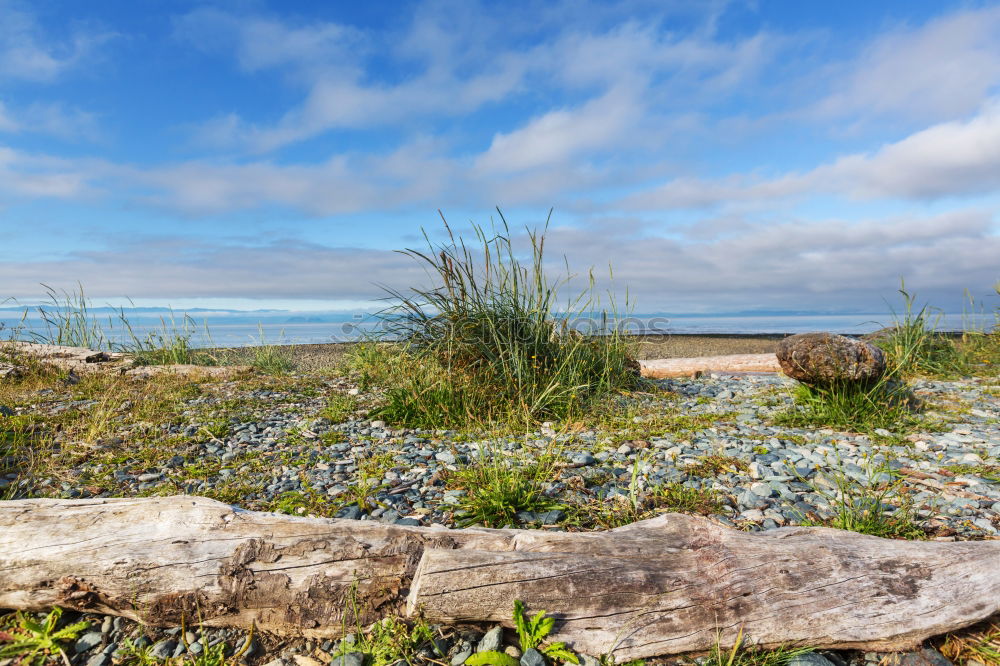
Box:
[0,1,114,82]
[0,101,100,140]
[814,5,1000,122]
[0,146,96,198]
[475,86,643,173]
[2,209,995,313]
[179,3,779,153]
[625,100,1000,209]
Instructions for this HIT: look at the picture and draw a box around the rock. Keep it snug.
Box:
[580,656,601,666]
[570,452,596,466]
[451,650,473,666]
[477,627,503,653]
[504,646,522,658]
[0,405,14,417]
[150,639,177,660]
[336,504,363,520]
[75,631,104,654]
[85,653,109,666]
[894,648,953,666]
[788,655,837,666]
[776,332,886,385]
[333,653,365,666]
[521,649,546,666]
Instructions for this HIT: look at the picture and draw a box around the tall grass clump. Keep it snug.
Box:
[870,281,1000,379]
[26,283,112,350]
[358,210,640,428]
[774,379,918,433]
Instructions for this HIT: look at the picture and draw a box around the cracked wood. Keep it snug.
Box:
[1,496,998,660]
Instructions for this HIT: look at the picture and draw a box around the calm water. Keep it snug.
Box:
[2,310,993,349]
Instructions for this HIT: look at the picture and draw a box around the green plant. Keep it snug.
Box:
[335,580,436,666]
[25,283,112,350]
[244,325,293,374]
[450,452,559,527]
[361,210,639,428]
[322,394,359,423]
[939,620,1000,666]
[774,379,918,433]
[699,626,813,666]
[871,282,967,378]
[468,600,578,666]
[513,600,578,663]
[799,461,925,539]
[0,607,90,666]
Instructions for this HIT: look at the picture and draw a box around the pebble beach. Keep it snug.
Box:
[2,336,998,666]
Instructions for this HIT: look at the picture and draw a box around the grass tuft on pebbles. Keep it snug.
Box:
[354,211,640,429]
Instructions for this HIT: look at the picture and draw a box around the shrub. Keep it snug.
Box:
[359,210,640,428]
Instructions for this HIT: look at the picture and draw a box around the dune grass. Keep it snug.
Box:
[777,282,999,433]
[5,285,293,374]
[351,210,640,428]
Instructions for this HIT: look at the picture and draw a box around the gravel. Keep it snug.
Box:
[3,350,997,665]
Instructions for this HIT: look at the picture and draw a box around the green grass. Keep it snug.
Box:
[447,451,559,527]
[943,463,1000,483]
[870,282,1000,379]
[698,627,813,666]
[353,210,640,428]
[774,379,920,433]
[799,462,925,540]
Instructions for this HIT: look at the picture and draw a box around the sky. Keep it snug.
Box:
[1,0,999,314]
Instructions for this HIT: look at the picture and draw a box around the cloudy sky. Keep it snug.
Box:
[1,0,999,313]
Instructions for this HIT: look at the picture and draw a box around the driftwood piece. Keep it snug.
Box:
[0,341,250,379]
[639,353,782,378]
[1,497,998,659]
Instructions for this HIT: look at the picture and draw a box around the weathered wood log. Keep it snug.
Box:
[639,353,782,378]
[1,497,998,660]
[0,341,250,379]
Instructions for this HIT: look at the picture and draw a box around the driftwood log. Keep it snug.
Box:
[639,354,782,378]
[1,497,998,659]
[0,341,249,379]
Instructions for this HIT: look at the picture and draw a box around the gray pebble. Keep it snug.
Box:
[451,650,473,666]
[477,626,503,653]
[150,639,176,660]
[75,632,103,654]
[521,648,546,666]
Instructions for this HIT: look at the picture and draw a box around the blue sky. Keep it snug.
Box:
[1,0,998,313]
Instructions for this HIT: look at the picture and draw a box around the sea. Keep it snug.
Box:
[1,308,994,349]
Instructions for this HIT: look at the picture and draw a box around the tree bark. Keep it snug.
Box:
[1,496,997,660]
[639,354,781,378]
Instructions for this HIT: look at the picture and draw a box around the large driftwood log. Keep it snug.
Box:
[639,354,781,378]
[1,497,998,659]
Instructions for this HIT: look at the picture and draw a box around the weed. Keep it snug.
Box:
[939,620,1000,666]
[243,325,294,374]
[357,211,639,428]
[943,463,1000,483]
[468,600,578,666]
[0,607,90,666]
[799,461,925,539]
[652,481,725,515]
[322,394,359,423]
[449,452,559,527]
[686,455,749,477]
[698,626,813,666]
[774,380,919,434]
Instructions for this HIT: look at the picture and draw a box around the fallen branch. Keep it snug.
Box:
[1,497,998,659]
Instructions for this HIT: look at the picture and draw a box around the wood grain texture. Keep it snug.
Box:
[1,496,997,660]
